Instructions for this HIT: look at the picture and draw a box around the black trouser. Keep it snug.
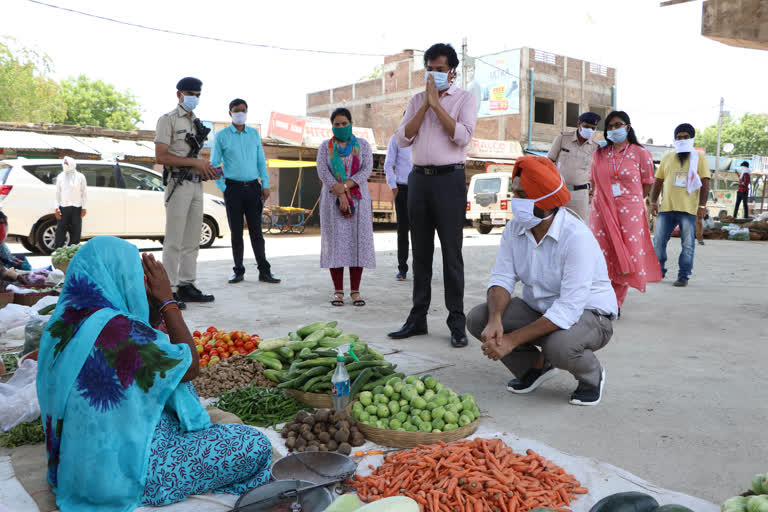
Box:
[395,184,410,275]
[406,167,467,335]
[224,180,271,276]
[734,191,749,218]
[54,206,82,249]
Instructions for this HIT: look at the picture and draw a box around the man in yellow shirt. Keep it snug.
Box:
[649,123,710,287]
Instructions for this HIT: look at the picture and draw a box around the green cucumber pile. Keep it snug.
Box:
[51,243,83,268]
[351,374,480,433]
[248,321,400,395]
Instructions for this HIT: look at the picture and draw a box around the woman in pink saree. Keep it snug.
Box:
[590,111,661,311]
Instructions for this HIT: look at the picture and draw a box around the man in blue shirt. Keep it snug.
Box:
[211,98,280,284]
[383,130,413,281]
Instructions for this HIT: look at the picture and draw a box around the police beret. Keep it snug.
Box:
[176,77,202,91]
[578,112,601,125]
[674,123,695,138]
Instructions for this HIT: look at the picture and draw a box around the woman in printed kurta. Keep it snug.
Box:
[317,107,376,307]
[37,236,272,512]
[589,111,662,309]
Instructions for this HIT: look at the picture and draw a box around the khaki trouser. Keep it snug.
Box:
[467,298,613,387]
[566,188,590,224]
[163,180,203,290]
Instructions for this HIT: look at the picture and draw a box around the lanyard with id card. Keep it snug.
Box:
[674,172,688,188]
[610,146,629,197]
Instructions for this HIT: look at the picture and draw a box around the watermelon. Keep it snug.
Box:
[654,506,694,512]
[589,492,659,512]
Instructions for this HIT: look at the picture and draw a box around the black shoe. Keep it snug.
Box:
[451,333,468,348]
[569,368,605,406]
[388,323,428,339]
[177,284,215,303]
[698,240,705,246]
[673,279,688,287]
[507,366,559,394]
[172,292,187,311]
[228,273,244,284]
[259,273,281,284]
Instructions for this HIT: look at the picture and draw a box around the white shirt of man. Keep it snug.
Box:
[488,208,618,329]
[56,159,87,209]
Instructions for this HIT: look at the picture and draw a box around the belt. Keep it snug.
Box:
[225,178,261,187]
[397,183,409,189]
[567,183,590,191]
[413,164,465,176]
[170,171,201,183]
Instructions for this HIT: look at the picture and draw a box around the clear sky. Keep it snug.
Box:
[4,0,767,144]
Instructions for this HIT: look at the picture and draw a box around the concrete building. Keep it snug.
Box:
[306,47,616,152]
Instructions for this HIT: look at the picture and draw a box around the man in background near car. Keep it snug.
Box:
[383,115,413,281]
[210,98,280,285]
[547,112,601,223]
[155,76,217,309]
[734,160,751,219]
[54,156,87,249]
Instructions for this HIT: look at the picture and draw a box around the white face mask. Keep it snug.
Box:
[510,177,565,229]
[578,126,595,140]
[674,139,694,153]
[231,112,247,125]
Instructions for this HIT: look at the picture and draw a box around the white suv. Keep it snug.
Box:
[0,158,230,254]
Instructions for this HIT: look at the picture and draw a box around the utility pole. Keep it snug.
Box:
[461,37,468,89]
[715,97,724,191]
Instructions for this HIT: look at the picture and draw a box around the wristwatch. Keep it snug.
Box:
[698,206,706,209]
[344,183,349,191]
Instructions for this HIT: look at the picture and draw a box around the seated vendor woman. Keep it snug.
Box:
[466,156,618,407]
[37,236,273,512]
[0,211,31,272]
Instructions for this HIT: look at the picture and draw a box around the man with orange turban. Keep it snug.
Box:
[466,156,618,406]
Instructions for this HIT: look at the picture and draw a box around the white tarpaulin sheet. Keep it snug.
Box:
[2,424,719,512]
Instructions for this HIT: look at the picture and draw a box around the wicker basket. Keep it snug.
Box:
[13,291,57,307]
[346,403,480,448]
[286,389,334,409]
[0,290,13,307]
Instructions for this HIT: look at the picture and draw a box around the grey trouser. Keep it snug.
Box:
[566,188,590,224]
[163,180,203,290]
[467,298,613,387]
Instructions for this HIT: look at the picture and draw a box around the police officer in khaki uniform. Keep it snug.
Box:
[547,112,601,223]
[155,77,216,308]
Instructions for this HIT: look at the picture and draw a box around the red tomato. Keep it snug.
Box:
[199,360,208,367]
[201,353,209,360]
[207,326,217,333]
[209,350,219,358]
[242,334,251,342]
[234,339,244,348]
[244,341,255,351]
[193,330,202,338]
[220,352,230,359]
[239,348,248,355]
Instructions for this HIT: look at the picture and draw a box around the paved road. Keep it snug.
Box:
[7,230,768,502]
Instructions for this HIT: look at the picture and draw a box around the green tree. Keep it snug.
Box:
[57,74,142,130]
[0,37,65,123]
[360,65,383,80]
[695,113,768,156]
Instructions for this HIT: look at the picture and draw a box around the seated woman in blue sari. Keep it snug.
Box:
[37,237,273,512]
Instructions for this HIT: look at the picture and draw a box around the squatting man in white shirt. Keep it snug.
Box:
[54,156,88,249]
[466,156,618,406]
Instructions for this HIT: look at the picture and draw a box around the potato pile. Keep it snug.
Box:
[281,409,365,455]
[194,354,275,398]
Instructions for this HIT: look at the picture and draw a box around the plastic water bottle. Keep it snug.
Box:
[331,348,351,411]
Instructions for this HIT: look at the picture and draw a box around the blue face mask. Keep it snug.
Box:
[425,71,451,91]
[180,94,199,112]
[607,126,628,143]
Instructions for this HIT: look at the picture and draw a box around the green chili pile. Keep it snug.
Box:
[1,418,45,448]
[216,386,312,428]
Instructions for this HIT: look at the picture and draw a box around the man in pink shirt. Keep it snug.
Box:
[387,43,478,348]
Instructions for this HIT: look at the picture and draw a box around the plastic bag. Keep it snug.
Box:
[0,359,40,431]
[728,227,750,241]
[20,296,58,354]
[0,303,32,334]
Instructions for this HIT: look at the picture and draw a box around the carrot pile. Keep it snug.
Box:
[348,438,588,512]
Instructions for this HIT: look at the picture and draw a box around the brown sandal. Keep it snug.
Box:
[331,291,344,307]
[350,291,366,307]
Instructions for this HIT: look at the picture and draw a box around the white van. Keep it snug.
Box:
[466,171,514,234]
[0,158,230,254]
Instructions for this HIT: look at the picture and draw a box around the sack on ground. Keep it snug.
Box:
[0,359,40,431]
